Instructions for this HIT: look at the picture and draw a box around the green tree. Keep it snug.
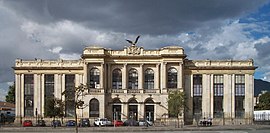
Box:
[44,97,64,118]
[257,91,270,110]
[168,90,185,118]
[62,84,88,133]
[5,83,15,104]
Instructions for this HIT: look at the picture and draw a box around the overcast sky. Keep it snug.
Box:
[0,0,270,101]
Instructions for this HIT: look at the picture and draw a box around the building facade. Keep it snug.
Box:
[13,44,256,125]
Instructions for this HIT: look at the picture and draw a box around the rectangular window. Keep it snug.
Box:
[213,75,223,118]
[235,74,245,118]
[193,74,202,117]
[65,74,75,117]
[45,74,54,97]
[24,74,34,117]
[193,75,202,96]
[44,74,54,116]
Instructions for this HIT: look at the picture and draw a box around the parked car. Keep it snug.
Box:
[66,120,76,127]
[94,118,112,126]
[23,120,33,127]
[79,118,90,127]
[113,120,124,127]
[36,120,46,126]
[138,119,153,126]
[123,119,139,126]
[51,120,61,127]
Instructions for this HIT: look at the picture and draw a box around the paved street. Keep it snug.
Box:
[1,125,270,133]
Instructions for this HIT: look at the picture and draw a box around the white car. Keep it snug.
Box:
[94,118,112,126]
[138,119,153,126]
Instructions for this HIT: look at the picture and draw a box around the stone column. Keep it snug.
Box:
[83,62,88,85]
[202,74,211,117]
[155,64,160,90]
[161,62,167,92]
[41,74,45,117]
[15,74,21,118]
[100,63,104,89]
[245,74,254,120]
[139,103,144,120]
[210,74,214,118]
[139,64,144,89]
[21,74,24,117]
[123,104,128,120]
[177,62,183,89]
[79,74,83,85]
[223,74,232,119]
[34,74,40,117]
[122,64,127,89]
[75,74,80,87]
[231,74,235,119]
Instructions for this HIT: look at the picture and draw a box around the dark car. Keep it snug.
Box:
[51,120,61,127]
[123,119,139,126]
[36,120,46,127]
[79,118,90,127]
[23,120,33,127]
[66,120,76,127]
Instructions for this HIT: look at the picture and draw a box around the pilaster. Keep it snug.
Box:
[139,64,144,89]
[245,74,254,118]
[223,74,232,118]
[154,64,160,90]
[231,74,235,118]
[100,63,104,89]
[15,74,21,118]
[177,63,183,89]
[210,74,214,118]
[41,74,44,117]
[83,62,88,85]
[122,64,127,89]
[21,74,24,117]
[161,62,167,91]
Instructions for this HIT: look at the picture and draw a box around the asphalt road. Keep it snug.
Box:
[0,127,270,133]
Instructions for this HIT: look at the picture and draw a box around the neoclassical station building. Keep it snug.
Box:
[13,44,256,125]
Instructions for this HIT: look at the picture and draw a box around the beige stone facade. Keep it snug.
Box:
[13,45,256,125]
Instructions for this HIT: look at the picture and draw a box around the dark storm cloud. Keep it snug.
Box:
[4,0,269,35]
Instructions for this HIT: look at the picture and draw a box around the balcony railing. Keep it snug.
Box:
[127,89,140,93]
[88,88,104,94]
[111,89,125,93]
[86,88,179,94]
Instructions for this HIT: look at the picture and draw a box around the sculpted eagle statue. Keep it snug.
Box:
[126,35,140,46]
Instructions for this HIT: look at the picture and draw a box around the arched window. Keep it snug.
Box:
[112,69,122,89]
[167,67,177,88]
[144,69,154,89]
[128,68,138,89]
[89,68,100,88]
[89,98,99,117]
